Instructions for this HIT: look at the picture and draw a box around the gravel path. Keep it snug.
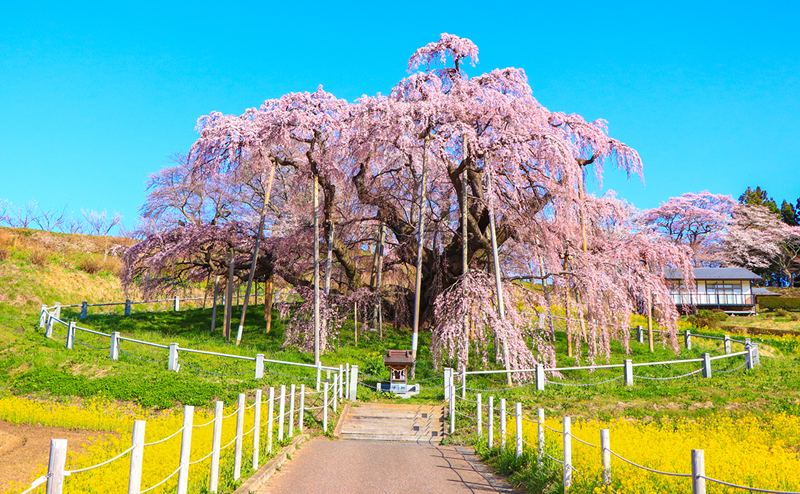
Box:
[257,439,519,494]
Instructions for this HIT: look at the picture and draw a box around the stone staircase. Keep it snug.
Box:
[339,403,447,442]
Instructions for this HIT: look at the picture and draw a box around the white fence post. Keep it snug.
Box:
[624,359,633,386]
[685,330,692,350]
[563,416,572,490]
[476,393,482,436]
[278,385,286,442]
[515,402,522,458]
[316,363,322,392]
[45,438,67,494]
[40,305,48,328]
[110,332,119,361]
[499,398,507,449]
[80,301,88,320]
[46,314,54,338]
[267,388,275,454]
[443,368,451,401]
[537,408,545,467]
[323,381,329,432]
[209,401,223,493]
[702,353,712,378]
[745,344,753,370]
[255,354,264,379]
[253,389,262,470]
[128,420,145,494]
[65,322,75,350]
[174,295,180,312]
[234,393,244,480]
[637,325,644,344]
[54,302,61,320]
[345,363,350,400]
[176,405,194,494]
[724,335,731,354]
[601,428,611,487]
[754,344,760,365]
[332,375,338,413]
[299,384,305,432]
[461,367,466,400]
[487,396,494,449]
[536,363,545,391]
[168,343,179,372]
[692,449,706,494]
[449,378,456,435]
[349,365,359,401]
[288,384,296,438]
[125,299,132,316]
[338,365,344,399]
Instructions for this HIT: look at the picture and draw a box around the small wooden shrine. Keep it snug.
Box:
[384,349,414,394]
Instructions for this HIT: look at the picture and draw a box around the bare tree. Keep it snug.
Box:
[81,209,123,236]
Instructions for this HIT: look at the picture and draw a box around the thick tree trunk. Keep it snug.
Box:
[411,136,429,374]
[313,175,321,365]
[325,219,334,297]
[487,170,512,385]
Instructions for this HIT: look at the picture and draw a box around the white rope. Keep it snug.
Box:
[223,408,239,419]
[188,449,215,465]
[701,476,800,494]
[140,466,181,493]
[568,432,597,448]
[17,475,48,494]
[545,452,564,464]
[454,410,476,420]
[608,450,691,477]
[545,375,624,387]
[455,395,479,404]
[633,368,703,381]
[543,424,562,434]
[65,443,137,474]
[144,426,185,447]
[193,417,216,429]
[716,362,747,374]
[220,436,238,451]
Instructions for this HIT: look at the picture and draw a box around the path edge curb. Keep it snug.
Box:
[233,433,309,494]
[333,402,350,438]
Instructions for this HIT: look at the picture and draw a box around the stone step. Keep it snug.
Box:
[340,431,444,442]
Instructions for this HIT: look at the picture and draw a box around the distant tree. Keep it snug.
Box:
[739,186,779,214]
[781,200,799,226]
[638,191,736,265]
[81,210,123,236]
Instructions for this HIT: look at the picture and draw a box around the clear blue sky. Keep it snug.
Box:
[2,1,798,231]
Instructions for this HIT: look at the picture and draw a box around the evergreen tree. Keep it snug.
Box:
[738,186,779,214]
[780,200,798,226]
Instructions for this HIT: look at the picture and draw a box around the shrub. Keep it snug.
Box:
[760,297,800,312]
[29,250,48,266]
[688,309,728,329]
[77,257,102,274]
[778,309,790,318]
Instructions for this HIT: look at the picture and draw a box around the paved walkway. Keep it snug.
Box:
[257,439,518,494]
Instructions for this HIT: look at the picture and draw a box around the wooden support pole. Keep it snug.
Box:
[515,402,523,458]
[288,384,296,438]
[601,429,611,486]
[128,421,145,494]
[563,416,572,490]
[45,439,67,494]
[692,449,706,494]
[252,389,262,471]
[234,393,244,480]
[267,388,274,454]
[278,385,286,442]
[487,396,494,449]
[299,384,305,432]
[209,401,223,493]
[176,405,194,494]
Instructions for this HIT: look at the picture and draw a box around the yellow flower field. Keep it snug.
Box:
[2,393,316,494]
[508,412,800,493]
